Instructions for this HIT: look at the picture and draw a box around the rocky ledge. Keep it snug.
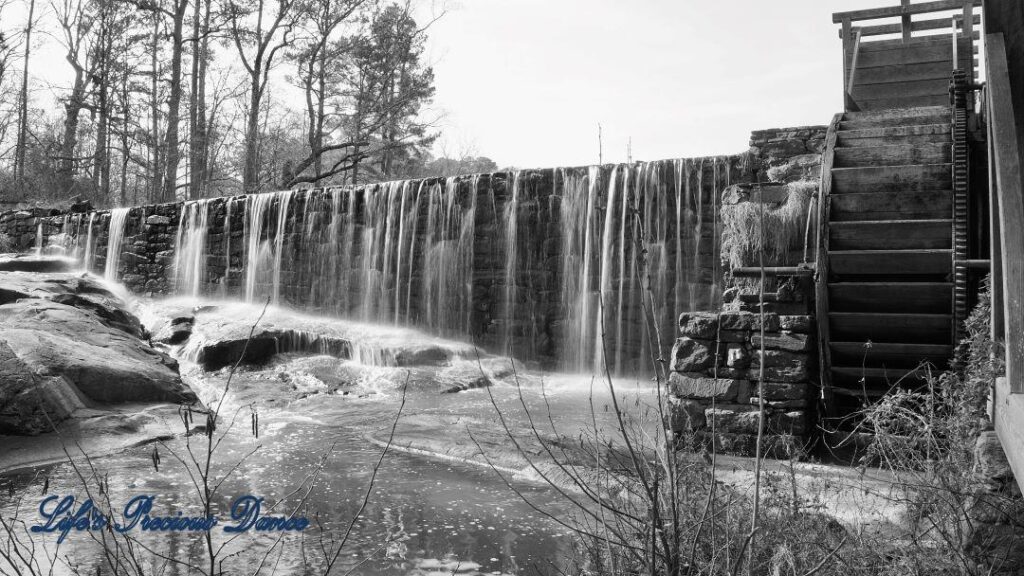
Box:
[0,255,197,435]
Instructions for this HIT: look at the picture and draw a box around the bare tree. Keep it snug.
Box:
[281,0,368,188]
[225,0,297,193]
[13,0,35,182]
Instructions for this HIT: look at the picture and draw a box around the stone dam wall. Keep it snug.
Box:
[0,125,826,381]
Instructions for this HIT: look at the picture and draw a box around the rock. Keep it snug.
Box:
[719,330,748,343]
[725,343,751,369]
[768,410,807,435]
[706,405,763,434]
[779,315,813,333]
[751,350,811,382]
[152,313,195,345]
[441,375,493,394]
[752,332,811,353]
[146,215,171,226]
[0,255,78,273]
[669,373,743,402]
[0,299,196,435]
[976,431,1014,481]
[754,381,808,401]
[669,398,706,431]
[671,337,719,372]
[68,196,93,213]
[678,312,718,339]
[718,311,780,332]
[750,397,808,409]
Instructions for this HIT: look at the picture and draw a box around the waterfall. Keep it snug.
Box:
[75,157,727,375]
[501,171,522,355]
[104,208,130,282]
[174,199,212,298]
[83,213,96,271]
[34,221,43,256]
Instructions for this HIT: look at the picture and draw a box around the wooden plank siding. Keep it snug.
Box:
[834,1,979,112]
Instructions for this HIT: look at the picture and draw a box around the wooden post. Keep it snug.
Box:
[842,18,853,110]
[901,0,912,42]
[986,34,1024,394]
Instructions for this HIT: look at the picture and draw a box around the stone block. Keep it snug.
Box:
[679,312,718,339]
[719,329,748,343]
[976,431,1015,482]
[146,215,171,226]
[671,337,718,372]
[754,381,808,401]
[768,410,807,435]
[752,332,811,353]
[668,372,743,402]
[752,349,811,378]
[669,399,706,432]
[706,405,763,434]
[779,315,813,333]
[719,311,779,332]
[750,397,808,409]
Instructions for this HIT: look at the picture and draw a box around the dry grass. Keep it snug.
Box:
[721,180,816,270]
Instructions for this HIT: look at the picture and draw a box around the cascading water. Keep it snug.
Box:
[34,221,43,256]
[79,158,728,375]
[104,208,130,281]
[174,199,213,298]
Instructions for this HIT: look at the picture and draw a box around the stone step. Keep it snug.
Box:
[830,312,952,345]
[829,219,952,250]
[830,342,954,369]
[828,249,951,276]
[834,143,952,168]
[831,164,952,194]
[836,124,951,148]
[828,282,952,314]
[829,189,952,222]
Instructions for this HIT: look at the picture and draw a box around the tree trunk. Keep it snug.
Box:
[188,0,209,199]
[149,15,161,203]
[162,0,187,203]
[14,0,35,182]
[242,71,262,193]
[59,69,87,195]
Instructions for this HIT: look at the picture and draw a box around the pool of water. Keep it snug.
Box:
[1,299,662,576]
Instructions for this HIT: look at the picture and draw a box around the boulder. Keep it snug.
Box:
[441,375,493,394]
[0,255,78,273]
[755,381,808,401]
[975,431,1014,482]
[0,299,195,435]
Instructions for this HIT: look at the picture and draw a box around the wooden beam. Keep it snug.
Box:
[901,0,912,42]
[986,33,1024,394]
[859,14,980,37]
[833,0,981,24]
[816,113,843,417]
[993,377,1024,493]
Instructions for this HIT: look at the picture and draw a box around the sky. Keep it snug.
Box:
[3,0,951,170]
[421,0,912,168]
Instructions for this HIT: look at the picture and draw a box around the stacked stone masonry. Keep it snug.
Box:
[669,273,816,456]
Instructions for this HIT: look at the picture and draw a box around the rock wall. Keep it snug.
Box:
[668,272,816,456]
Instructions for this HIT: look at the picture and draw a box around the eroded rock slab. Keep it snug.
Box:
[0,271,196,435]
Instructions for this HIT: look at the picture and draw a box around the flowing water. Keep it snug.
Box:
[4,159,733,574]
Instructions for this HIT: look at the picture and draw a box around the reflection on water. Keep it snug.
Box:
[0,299,660,575]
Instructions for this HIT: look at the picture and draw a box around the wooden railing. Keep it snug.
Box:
[833,0,982,111]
